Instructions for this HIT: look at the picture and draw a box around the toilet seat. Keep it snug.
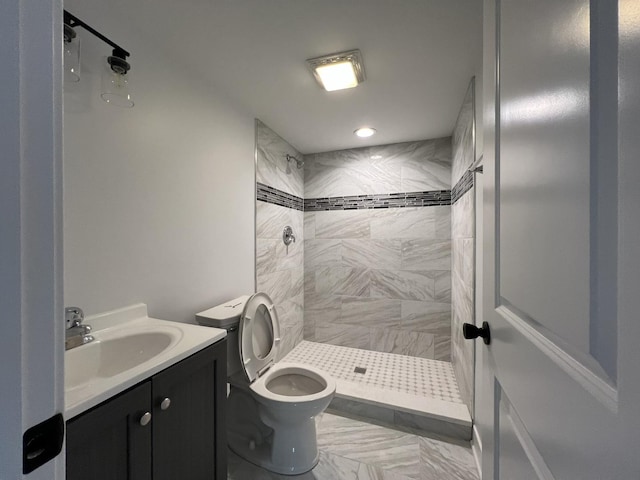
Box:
[238,292,281,382]
[250,362,336,405]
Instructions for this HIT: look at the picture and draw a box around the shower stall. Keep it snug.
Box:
[255,79,478,441]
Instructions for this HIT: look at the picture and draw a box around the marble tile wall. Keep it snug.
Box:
[304,139,453,360]
[255,120,304,360]
[452,80,476,185]
[256,119,304,198]
[305,138,451,198]
[451,79,476,415]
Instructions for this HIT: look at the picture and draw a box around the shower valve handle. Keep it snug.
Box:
[462,322,491,345]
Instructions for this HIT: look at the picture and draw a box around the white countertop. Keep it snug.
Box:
[65,303,226,419]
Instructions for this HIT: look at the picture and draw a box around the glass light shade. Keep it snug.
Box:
[64,36,81,83]
[315,61,359,91]
[100,58,134,108]
[354,127,376,138]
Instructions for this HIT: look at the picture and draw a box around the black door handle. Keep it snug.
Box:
[462,321,491,345]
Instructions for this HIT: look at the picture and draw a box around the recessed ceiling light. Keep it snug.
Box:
[354,127,376,138]
[370,154,383,160]
[307,50,366,92]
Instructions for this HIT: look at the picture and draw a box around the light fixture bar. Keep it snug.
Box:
[64,10,130,60]
[307,49,366,91]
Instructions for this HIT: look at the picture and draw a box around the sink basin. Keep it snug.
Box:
[64,305,227,420]
[66,329,179,392]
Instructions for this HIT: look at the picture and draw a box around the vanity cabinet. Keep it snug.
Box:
[66,340,227,480]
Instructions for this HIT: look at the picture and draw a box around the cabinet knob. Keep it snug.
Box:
[139,412,152,426]
[160,397,171,411]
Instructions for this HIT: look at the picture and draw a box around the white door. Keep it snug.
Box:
[480,0,640,478]
[0,1,65,478]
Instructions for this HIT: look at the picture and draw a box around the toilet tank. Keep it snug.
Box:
[196,295,249,377]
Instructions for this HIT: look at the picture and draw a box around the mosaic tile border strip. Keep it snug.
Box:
[257,182,304,211]
[451,170,474,204]
[304,190,451,211]
[257,183,456,212]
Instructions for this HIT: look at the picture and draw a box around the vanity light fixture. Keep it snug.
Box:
[306,50,366,92]
[354,127,376,138]
[64,10,134,108]
[63,23,81,83]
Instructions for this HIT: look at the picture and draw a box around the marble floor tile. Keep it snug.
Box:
[419,436,479,480]
[227,448,360,480]
[228,413,478,480]
[356,463,414,480]
[317,413,421,478]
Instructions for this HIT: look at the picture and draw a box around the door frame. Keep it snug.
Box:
[0,0,64,478]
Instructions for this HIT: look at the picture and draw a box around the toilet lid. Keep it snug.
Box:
[238,292,280,383]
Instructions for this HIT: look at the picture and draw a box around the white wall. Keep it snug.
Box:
[64,1,255,323]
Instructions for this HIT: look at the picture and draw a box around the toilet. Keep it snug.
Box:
[196,292,336,475]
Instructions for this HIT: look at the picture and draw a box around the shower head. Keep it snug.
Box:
[285,154,304,169]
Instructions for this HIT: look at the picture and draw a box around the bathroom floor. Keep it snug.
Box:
[227,412,479,480]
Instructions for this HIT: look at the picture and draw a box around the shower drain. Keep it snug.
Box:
[354,366,367,374]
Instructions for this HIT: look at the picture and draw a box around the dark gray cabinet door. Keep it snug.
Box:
[66,340,226,480]
[151,342,227,480]
[66,382,152,480]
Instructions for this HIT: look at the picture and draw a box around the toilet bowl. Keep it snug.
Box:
[196,293,336,475]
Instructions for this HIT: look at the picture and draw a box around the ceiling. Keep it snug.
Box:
[75,0,482,154]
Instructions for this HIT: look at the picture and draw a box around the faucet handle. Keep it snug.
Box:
[65,307,84,329]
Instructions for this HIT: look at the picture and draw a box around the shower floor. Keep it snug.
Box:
[283,341,472,440]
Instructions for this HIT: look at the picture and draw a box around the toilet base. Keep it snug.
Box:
[229,430,319,476]
[227,386,320,475]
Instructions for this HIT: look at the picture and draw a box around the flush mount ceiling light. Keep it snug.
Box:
[354,127,376,138]
[306,49,366,92]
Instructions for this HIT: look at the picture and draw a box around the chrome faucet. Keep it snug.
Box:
[65,306,94,350]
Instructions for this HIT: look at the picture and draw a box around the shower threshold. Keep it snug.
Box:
[283,341,472,441]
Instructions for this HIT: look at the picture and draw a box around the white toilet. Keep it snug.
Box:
[196,292,336,475]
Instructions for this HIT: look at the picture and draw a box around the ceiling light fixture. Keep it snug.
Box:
[354,127,376,138]
[307,50,366,92]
